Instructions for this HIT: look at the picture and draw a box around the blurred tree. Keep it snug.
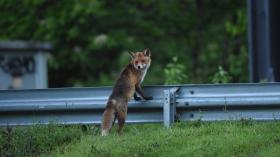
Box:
[0,0,247,87]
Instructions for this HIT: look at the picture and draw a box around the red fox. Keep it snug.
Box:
[101,49,153,136]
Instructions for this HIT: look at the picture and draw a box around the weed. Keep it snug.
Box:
[164,56,188,85]
[211,66,232,83]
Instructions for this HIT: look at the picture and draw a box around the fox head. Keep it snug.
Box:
[129,49,151,71]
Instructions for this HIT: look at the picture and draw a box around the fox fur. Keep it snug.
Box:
[101,49,153,136]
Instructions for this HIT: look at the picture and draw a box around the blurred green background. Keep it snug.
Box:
[0,0,248,87]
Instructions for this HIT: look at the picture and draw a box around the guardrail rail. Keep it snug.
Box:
[1,83,280,127]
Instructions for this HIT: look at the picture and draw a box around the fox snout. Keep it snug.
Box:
[136,63,147,70]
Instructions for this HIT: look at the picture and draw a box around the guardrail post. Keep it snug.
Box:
[163,87,179,127]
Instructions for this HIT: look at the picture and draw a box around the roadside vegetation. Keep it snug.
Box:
[0,124,96,156]
[1,121,280,157]
[46,121,280,157]
[51,121,280,157]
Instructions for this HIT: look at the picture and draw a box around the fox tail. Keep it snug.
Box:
[101,99,116,136]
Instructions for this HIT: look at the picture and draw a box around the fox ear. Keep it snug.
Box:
[143,48,151,57]
[129,52,135,59]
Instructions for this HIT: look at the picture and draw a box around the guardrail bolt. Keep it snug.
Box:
[190,113,194,118]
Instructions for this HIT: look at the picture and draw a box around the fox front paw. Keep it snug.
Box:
[134,96,142,101]
[144,96,153,100]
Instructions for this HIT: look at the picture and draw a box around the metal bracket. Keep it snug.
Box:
[163,87,180,127]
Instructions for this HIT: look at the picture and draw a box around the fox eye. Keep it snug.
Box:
[141,60,145,62]
[135,61,138,64]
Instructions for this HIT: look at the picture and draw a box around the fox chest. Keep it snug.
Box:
[139,69,147,83]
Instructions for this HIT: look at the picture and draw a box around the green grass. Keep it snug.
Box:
[0,124,94,157]
[1,121,280,157]
[44,121,280,157]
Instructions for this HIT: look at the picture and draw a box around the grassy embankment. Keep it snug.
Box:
[1,121,280,157]
[48,121,280,157]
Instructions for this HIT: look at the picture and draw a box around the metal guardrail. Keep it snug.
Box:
[1,83,280,127]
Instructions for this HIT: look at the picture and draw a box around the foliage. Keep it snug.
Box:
[46,121,280,157]
[0,0,247,87]
[164,56,188,85]
[211,66,232,84]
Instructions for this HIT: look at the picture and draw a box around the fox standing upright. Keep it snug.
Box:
[101,49,153,136]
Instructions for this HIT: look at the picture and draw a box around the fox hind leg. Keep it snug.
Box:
[116,106,127,134]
